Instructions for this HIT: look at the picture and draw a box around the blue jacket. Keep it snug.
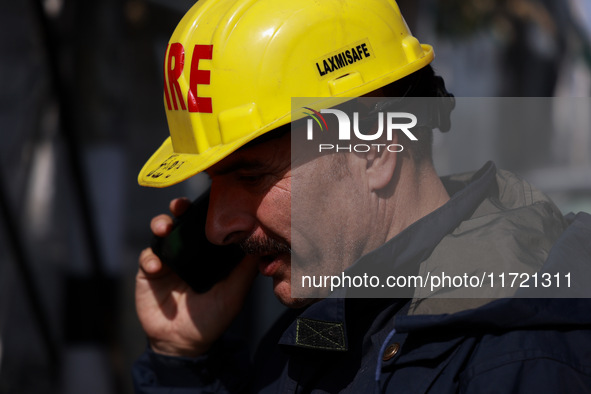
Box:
[133,162,591,393]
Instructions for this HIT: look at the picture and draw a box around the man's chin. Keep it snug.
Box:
[272,280,315,308]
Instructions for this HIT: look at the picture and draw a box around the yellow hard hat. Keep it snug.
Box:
[138,0,434,187]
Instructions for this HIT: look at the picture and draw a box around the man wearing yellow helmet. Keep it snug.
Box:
[132,0,591,392]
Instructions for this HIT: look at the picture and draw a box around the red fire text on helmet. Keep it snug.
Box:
[163,43,213,113]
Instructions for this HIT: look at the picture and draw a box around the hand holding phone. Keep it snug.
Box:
[150,190,245,293]
[137,194,257,357]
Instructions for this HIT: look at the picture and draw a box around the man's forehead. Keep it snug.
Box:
[206,131,291,176]
[207,155,270,176]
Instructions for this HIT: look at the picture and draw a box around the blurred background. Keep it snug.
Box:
[0,0,589,393]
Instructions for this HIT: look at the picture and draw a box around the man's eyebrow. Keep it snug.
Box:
[209,158,268,176]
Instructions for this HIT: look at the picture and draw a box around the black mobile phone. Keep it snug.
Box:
[150,189,244,293]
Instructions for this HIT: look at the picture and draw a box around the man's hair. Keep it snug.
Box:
[381,64,454,165]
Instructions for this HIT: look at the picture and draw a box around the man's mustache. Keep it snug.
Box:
[239,235,291,256]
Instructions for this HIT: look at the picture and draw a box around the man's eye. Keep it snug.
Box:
[237,173,264,184]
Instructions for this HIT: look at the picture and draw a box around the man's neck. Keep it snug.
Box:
[384,160,450,244]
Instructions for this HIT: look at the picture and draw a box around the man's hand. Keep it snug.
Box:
[135,198,258,357]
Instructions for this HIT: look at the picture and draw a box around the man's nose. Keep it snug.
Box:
[205,181,256,246]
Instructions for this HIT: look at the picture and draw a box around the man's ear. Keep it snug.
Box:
[364,132,398,191]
